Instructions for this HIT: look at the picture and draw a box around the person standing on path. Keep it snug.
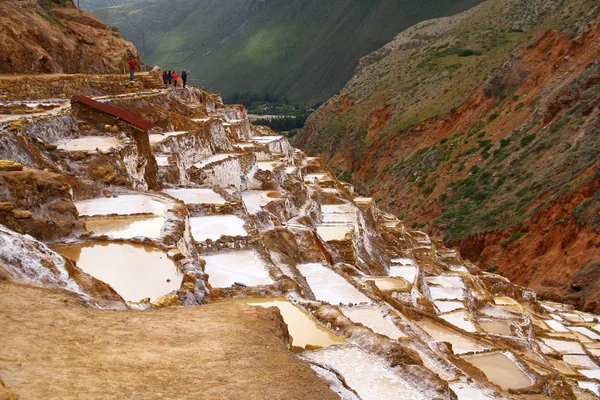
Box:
[172,71,179,88]
[128,57,138,82]
[162,69,168,87]
[181,69,188,88]
[167,70,173,86]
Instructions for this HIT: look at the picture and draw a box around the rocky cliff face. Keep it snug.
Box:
[0,0,138,74]
[294,0,600,312]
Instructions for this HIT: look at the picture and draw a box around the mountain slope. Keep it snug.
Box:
[92,0,484,104]
[0,0,138,74]
[294,0,600,311]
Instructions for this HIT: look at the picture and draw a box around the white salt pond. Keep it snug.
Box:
[478,320,511,336]
[568,326,600,340]
[429,286,464,301]
[257,161,282,171]
[297,263,371,305]
[155,155,171,166]
[53,242,182,302]
[193,154,238,169]
[304,173,332,184]
[202,250,273,288]
[579,381,600,396]
[249,135,282,144]
[579,370,600,380]
[545,319,569,332]
[75,195,169,217]
[316,224,353,241]
[434,300,465,313]
[56,136,121,152]
[439,309,478,332]
[462,352,533,390]
[163,188,226,205]
[360,276,411,292]
[304,346,429,400]
[219,298,345,348]
[563,355,599,369]
[449,381,497,400]
[342,306,406,339]
[541,338,585,354]
[84,216,165,239]
[189,215,247,242]
[389,265,417,283]
[148,131,188,145]
[493,296,524,311]
[241,190,282,214]
[416,319,487,354]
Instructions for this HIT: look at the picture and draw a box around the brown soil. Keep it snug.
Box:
[0,279,338,400]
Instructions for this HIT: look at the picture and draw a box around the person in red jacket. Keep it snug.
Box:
[128,57,138,82]
[172,71,179,88]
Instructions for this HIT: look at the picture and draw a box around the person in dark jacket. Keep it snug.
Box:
[127,57,138,82]
[167,70,173,86]
[181,69,188,88]
[162,70,168,87]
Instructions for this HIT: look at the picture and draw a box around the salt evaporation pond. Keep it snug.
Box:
[342,306,406,339]
[75,195,168,217]
[249,135,282,144]
[304,346,428,400]
[84,216,165,239]
[56,136,121,152]
[219,298,345,348]
[360,276,411,292]
[434,300,465,313]
[304,173,332,184]
[163,188,226,205]
[189,215,247,241]
[53,242,182,302]
[297,263,371,305]
[389,265,417,283]
[316,225,353,241]
[416,319,487,354]
[193,154,237,169]
[448,381,497,400]
[478,320,511,336]
[462,352,533,390]
[241,190,281,214]
[155,155,170,166]
[439,309,478,332]
[148,131,188,145]
[257,161,281,171]
[202,250,273,287]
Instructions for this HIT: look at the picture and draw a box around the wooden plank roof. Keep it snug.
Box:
[71,95,154,132]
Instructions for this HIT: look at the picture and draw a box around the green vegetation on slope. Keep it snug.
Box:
[92,0,484,104]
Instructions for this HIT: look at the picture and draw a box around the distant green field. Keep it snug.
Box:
[93,0,484,104]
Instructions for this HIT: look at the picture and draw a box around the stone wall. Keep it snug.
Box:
[0,71,163,101]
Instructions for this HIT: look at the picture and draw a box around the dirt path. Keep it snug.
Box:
[0,279,338,400]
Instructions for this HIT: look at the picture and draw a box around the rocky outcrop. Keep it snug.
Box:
[0,0,138,75]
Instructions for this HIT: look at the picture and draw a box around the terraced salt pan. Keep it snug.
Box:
[563,355,598,369]
[56,136,121,152]
[193,153,237,169]
[257,161,281,171]
[429,286,464,301]
[75,195,169,217]
[316,224,353,241]
[148,131,188,145]
[53,242,182,302]
[304,173,332,184]
[545,319,569,332]
[155,155,170,166]
[189,215,247,241]
[568,326,600,340]
[202,250,273,287]
[479,320,511,336]
[541,338,585,354]
[434,300,465,313]
[449,381,497,400]
[579,370,600,380]
[241,190,282,214]
[220,298,345,348]
[391,258,416,265]
[389,265,417,283]
[249,135,282,144]
[360,277,411,292]
[439,310,478,332]
[303,346,429,400]
[578,381,600,396]
[191,117,211,122]
[416,319,487,354]
[493,296,524,311]
[342,306,406,339]
[462,352,533,390]
[480,305,516,319]
[84,216,165,239]
[297,263,371,305]
[163,188,226,205]
[550,359,578,375]
[427,276,464,288]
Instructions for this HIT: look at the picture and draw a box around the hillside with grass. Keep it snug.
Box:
[294,0,600,311]
[92,0,484,104]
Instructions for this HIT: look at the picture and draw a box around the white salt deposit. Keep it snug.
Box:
[389,265,417,283]
[579,370,600,380]
[342,306,406,339]
[434,300,465,313]
[297,263,371,305]
[303,346,429,400]
[541,338,585,354]
[449,381,498,400]
[189,215,247,241]
[241,190,281,214]
[439,309,478,332]
[416,319,488,354]
[57,136,121,152]
[202,250,273,287]
[148,131,188,145]
[462,352,533,390]
[429,286,464,301]
[568,326,600,340]
[163,188,226,205]
[257,161,281,171]
[84,216,165,239]
[75,195,169,217]
[193,154,237,169]
[304,173,332,184]
[316,224,353,241]
[562,355,598,369]
[578,381,600,396]
[250,135,282,143]
[155,155,170,166]
[391,258,416,266]
[545,319,569,332]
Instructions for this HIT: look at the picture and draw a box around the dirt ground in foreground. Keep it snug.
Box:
[0,280,338,400]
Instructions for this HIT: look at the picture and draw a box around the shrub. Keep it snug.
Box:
[440,137,449,144]
[488,112,499,122]
[458,49,481,57]
[501,231,525,248]
[520,134,536,147]
[470,165,481,174]
[514,102,525,111]
[500,137,511,147]
[486,266,499,273]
